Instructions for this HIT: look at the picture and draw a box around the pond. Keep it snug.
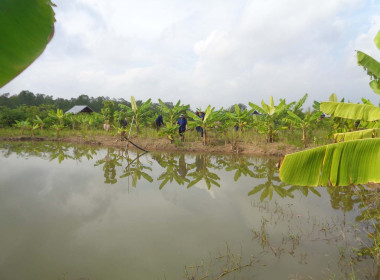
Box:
[0,142,378,280]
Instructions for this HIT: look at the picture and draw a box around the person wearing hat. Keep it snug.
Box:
[177,113,187,141]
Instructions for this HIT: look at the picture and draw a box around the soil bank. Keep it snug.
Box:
[0,135,300,157]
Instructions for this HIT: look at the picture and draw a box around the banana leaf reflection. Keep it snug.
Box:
[248,158,292,201]
[247,158,321,201]
[94,148,123,184]
[187,155,220,190]
[120,151,153,187]
[0,142,379,278]
[152,153,190,189]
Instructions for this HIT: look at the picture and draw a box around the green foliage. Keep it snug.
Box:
[119,97,152,134]
[329,93,338,102]
[290,93,308,115]
[154,154,189,189]
[0,0,55,87]
[333,128,380,142]
[249,97,291,142]
[280,31,380,186]
[357,50,380,95]
[280,138,380,186]
[187,155,220,189]
[14,120,31,135]
[284,111,321,147]
[225,104,253,131]
[158,99,189,126]
[158,123,179,143]
[248,159,292,201]
[120,152,153,187]
[375,30,380,50]
[102,100,115,124]
[187,105,222,145]
[321,102,380,122]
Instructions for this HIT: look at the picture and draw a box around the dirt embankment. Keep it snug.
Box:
[0,135,300,157]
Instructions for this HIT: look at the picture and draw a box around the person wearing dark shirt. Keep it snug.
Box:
[155,115,164,130]
[195,111,204,137]
[177,114,187,141]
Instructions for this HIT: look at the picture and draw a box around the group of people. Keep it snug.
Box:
[155,111,205,142]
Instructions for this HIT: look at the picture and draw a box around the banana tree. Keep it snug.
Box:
[101,100,115,127]
[33,115,45,131]
[249,97,291,143]
[225,104,253,132]
[30,123,40,137]
[14,120,31,135]
[279,31,380,187]
[290,93,308,115]
[187,105,221,145]
[158,99,189,126]
[214,115,236,144]
[119,96,152,134]
[158,122,179,143]
[49,109,65,126]
[49,109,65,137]
[284,111,321,147]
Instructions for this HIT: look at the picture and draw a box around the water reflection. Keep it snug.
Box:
[0,142,371,203]
[120,151,153,187]
[0,141,378,278]
[187,154,221,189]
[94,148,122,184]
[153,154,190,189]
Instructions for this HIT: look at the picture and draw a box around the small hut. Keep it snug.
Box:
[65,105,94,114]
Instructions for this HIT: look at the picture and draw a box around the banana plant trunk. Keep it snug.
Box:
[268,124,274,143]
[203,124,207,145]
[302,128,306,148]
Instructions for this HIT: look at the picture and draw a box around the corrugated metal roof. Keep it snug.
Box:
[65,105,94,114]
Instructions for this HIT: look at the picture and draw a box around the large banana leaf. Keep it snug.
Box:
[333,128,380,142]
[369,80,380,94]
[357,51,380,80]
[374,30,380,50]
[279,138,380,186]
[320,102,380,121]
[329,93,338,102]
[131,96,137,112]
[0,0,55,87]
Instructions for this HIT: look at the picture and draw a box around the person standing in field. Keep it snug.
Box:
[121,117,128,139]
[177,114,187,142]
[155,114,164,130]
[103,120,110,132]
[195,111,204,138]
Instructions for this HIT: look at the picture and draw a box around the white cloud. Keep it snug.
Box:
[1,0,379,108]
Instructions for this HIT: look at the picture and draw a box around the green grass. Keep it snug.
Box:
[0,126,335,150]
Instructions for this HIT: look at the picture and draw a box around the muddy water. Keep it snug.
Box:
[0,142,378,280]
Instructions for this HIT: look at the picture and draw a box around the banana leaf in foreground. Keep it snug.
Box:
[279,138,380,186]
[333,128,380,142]
[0,0,55,87]
[357,51,380,79]
[320,102,380,121]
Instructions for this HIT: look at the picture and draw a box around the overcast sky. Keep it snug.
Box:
[1,0,380,109]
